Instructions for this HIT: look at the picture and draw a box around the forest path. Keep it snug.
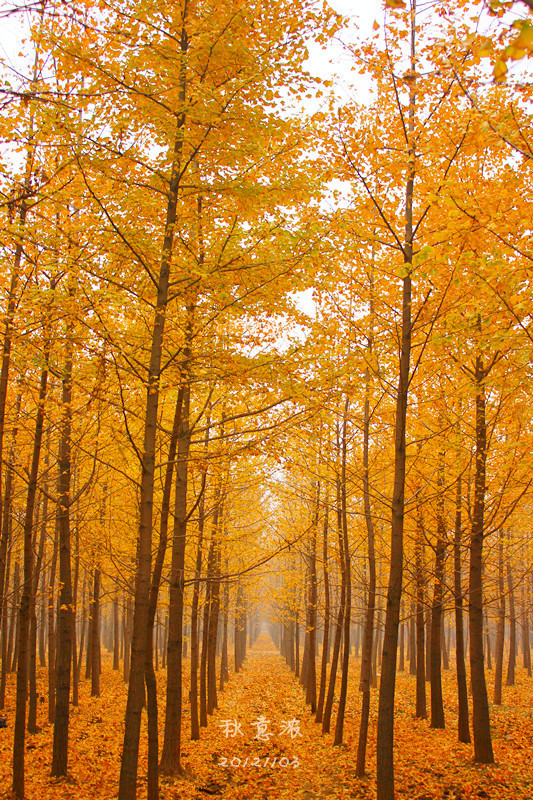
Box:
[175,632,361,800]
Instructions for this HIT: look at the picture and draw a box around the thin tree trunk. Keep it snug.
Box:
[506,548,516,686]
[0,544,11,710]
[0,390,22,654]
[71,499,80,707]
[376,15,415,787]
[28,490,48,733]
[493,530,505,706]
[7,557,19,679]
[118,4,189,794]
[334,404,351,746]
[114,593,120,670]
[189,535,203,734]
[0,391,21,708]
[219,573,229,691]
[159,376,191,776]
[484,609,492,672]
[521,576,531,677]
[469,345,494,764]
[356,361,376,775]
[316,498,330,724]
[51,298,74,778]
[91,566,101,697]
[306,480,319,714]
[13,357,49,796]
[48,518,58,723]
[453,458,470,742]
[322,470,346,736]
[430,450,446,730]
[409,601,416,676]
[415,513,426,718]
[200,536,214,727]
[146,388,184,800]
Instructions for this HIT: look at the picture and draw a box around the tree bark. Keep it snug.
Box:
[506,547,516,686]
[415,511,426,719]
[146,386,184,800]
[13,358,49,796]
[376,61,415,796]
[117,7,189,795]
[334,403,351,746]
[315,498,330,724]
[430,451,446,729]
[159,375,191,776]
[306,479,319,714]
[322,470,346,736]
[493,530,505,706]
[356,362,376,775]
[453,461,470,742]
[468,347,494,764]
[190,462,206,738]
[51,297,74,778]
[28,488,48,733]
[90,566,101,697]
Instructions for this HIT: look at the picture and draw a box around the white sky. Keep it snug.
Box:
[0,0,384,86]
[306,0,382,91]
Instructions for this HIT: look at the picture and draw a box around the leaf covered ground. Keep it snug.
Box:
[1,635,532,800]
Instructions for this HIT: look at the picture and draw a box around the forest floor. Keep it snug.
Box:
[0,634,532,799]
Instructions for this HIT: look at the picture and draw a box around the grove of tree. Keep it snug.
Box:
[1,1,533,800]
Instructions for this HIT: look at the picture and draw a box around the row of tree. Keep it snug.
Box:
[1,1,533,799]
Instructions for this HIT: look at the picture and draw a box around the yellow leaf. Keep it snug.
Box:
[478,38,492,57]
[494,58,508,81]
[515,20,533,51]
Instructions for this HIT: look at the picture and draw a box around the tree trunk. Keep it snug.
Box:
[506,549,516,686]
[453,461,470,742]
[0,390,22,659]
[118,9,189,794]
[335,405,351,746]
[484,609,492,672]
[114,593,120,670]
[316,499,330,724]
[409,601,416,676]
[13,358,49,797]
[48,518,58,723]
[91,566,101,697]
[159,377,191,776]
[521,576,531,677]
[219,575,229,691]
[51,302,74,778]
[190,500,205,737]
[0,391,21,708]
[7,557,19,678]
[468,347,494,764]
[430,452,446,730]
[200,538,213,727]
[0,543,11,710]
[493,530,505,706]
[305,481,319,714]
[415,512,426,719]
[322,474,346,737]
[71,505,80,707]
[145,387,184,800]
[356,365,376,776]
[28,489,48,733]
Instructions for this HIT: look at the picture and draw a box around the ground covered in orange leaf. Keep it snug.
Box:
[1,635,532,800]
